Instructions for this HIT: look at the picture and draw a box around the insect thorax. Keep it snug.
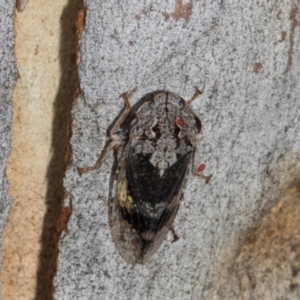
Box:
[129,92,198,177]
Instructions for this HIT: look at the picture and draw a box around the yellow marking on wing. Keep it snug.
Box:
[126,195,133,211]
[117,181,127,208]
[117,181,133,212]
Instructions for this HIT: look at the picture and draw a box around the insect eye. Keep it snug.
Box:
[194,116,202,132]
[176,118,185,127]
[124,113,138,131]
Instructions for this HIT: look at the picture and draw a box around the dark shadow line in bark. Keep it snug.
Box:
[34,0,84,299]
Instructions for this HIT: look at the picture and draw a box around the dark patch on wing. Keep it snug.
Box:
[122,150,192,234]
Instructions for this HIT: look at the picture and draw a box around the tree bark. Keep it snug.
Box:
[0,1,18,299]
[54,1,300,299]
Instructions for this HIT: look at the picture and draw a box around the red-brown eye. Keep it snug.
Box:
[124,112,138,131]
[194,116,202,132]
[176,118,185,127]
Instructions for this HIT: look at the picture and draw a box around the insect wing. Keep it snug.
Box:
[109,144,143,264]
[110,141,193,264]
[126,149,192,235]
[127,150,193,263]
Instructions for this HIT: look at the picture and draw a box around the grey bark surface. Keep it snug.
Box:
[54,1,300,299]
[0,1,18,298]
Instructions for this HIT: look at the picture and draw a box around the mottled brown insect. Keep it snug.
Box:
[78,88,211,264]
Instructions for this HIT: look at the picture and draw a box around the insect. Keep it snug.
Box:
[78,88,211,264]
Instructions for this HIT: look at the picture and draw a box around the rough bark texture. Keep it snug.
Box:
[1,1,83,299]
[54,1,300,299]
[0,1,18,299]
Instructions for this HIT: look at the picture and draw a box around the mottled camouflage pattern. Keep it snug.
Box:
[109,91,203,264]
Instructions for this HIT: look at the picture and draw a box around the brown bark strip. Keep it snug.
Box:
[286,7,298,71]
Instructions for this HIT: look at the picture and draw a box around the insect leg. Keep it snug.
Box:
[170,227,180,243]
[77,138,121,175]
[78,88,137,175]
[192,148,212,184]
[187,87,202,105]
[193,168,212,184]
[109,88,137,137]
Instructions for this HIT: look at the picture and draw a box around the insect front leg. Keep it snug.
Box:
[109,88,136,135]
[77,88,136,175]
[187,87,202,105]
